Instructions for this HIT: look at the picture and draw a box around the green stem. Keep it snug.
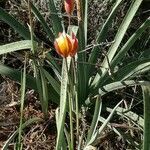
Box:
[72,58,79,143]
[28,0,35,54]
[65,58,74,150]
[69,92,74,150]
[69,15,71,28]
[142,86,150,150]
[86,95,101,143]
[18,58,26,150]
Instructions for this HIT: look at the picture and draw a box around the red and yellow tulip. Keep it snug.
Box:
[54,32,78,58]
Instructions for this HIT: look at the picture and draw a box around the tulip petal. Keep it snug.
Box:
[70,32,78,57]
[54,40,64,57]
[57,34,68,57]
[64,0,74,15]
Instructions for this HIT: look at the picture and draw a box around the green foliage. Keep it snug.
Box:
[0,40,34,55]
[56,58,71,149]
[0,0,150,149]
[0,7,33,40]
[17,63,26,150]
[142,86,150,150]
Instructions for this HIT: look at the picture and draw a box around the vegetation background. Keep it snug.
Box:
[0,0,150,149]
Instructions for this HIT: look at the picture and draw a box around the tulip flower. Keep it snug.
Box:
[54,32,78,58]
[64,0,74,15]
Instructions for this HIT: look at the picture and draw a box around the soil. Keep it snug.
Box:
[0,80,56,149]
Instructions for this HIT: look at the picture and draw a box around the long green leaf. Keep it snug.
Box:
[88,0,123,72]
[114,59,150,81]
[84,0,88,46]
[39,66,49,117]
[56,58,71,149]
[46,0,63,36]
[46,53,61,76]
[89,18,150,89]
[0,64,37,90]
[0,40,33,55]
[98,80,150,96]
[101,0,143,73]
[44,69,60,94]
[77,24,87,107]
[0,64,60,104]
[31,3,55,41]
[55,109,68,150]
[111,17,150,69]
[86,100,123,146]
[0,7,31,40]
[86,96,102,144]
[98,100,123,135]
[108,107,144,128]
[18,63,26,149]
[142,85,150,150]
[91,0,143,88]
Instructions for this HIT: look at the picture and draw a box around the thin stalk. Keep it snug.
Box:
[78,106,86,149]
[64,127,71,150]
[18,58,26,150]
[86,95,101,143]
[69,15,71,28]
[65,58,74,150]
[142,86,150,150]
[72,58,79,143]
[69,92,74,150]
[28,0,48,118]
[28,0,35,54]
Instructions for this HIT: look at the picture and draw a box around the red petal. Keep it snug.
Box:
[64,0,74,15]
[70,32,78,57]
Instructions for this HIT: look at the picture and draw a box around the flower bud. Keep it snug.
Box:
[54,32,78,58]
[64,0,74,15]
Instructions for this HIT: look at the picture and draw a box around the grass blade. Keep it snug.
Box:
[56,109,68,150]
[86,100,123,146]
[107,107,144,128]
[101,0,143,73]
[0,64,60,104]
[142,85,150,150]
[31,2,55,41]
[88,0,123,72]
[44,69,60,94]
[98,100,122,135]
[46,53,61,76]
[39,66,49,117]
[0,40,34,55]
[84,0,88,46]
[46,0,63,36]
[0,7,31,40]
[17,62,26,150]
[86,95,102,143]
[91,0,143,88]
[2,117,43,150]
[0,64,37,90]
[56,58,71,149]
[111,17,150,69]
[114,59,150,81]
[98,80,150,96]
